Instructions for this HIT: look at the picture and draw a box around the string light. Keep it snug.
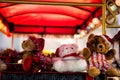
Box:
[89,22,95,28]
[92,18,100,25]
[0,20,4,30]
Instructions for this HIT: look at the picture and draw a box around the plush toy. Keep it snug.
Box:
[0,48,22,71]
[22,36,52,72]
[0,49,17,63]
[82,33,119,77]
[52,44,87,72]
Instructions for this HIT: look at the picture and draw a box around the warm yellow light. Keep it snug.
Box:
[0,24,4,30]
[0,20,2,23]
[89,22,95,28]
[42,50,54,56]
[0,19,11,37]
[80,30,86,36]
[0,20,5,30]
[17,59,22,64]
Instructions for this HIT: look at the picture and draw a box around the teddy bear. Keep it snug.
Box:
[82,33,119,78]
[21,36,52,72]
[52,43,87,72]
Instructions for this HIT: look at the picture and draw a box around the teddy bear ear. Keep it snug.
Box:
[55,48,59,57]
[88,34,95,40]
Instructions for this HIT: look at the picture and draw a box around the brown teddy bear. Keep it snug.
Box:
[82,33,119,78]
[21,36,52,72]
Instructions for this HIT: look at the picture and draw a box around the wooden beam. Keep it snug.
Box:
[0,0,103,6]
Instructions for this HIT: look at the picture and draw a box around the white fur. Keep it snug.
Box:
[53,44,87,72]
[53,58,87,72]
[53,60,67,72]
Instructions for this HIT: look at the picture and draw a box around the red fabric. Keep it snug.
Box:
[0,1,102,34]
[62,53,83,59]
[22,56,33,72]
[29,36,44,51]
[87,52,111,72]
[86,74,94,80]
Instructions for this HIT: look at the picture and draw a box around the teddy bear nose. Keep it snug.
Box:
[97,44,104,49]
[98,45,102,48]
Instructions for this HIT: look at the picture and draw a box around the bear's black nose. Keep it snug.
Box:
[99,45,102,48]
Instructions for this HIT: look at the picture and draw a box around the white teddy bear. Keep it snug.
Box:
[52,44,87,72]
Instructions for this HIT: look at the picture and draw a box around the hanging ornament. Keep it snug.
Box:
[115,0,120,6]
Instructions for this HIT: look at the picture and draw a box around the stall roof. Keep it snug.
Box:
[0,0,102,35]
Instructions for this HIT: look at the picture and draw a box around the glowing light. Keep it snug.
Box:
[115,0,120,6]
[0,20,4,30]
[89,22,95,28]
[80,30,86,37]
[0,19,11,37]
[42,50,54,56]
[74,34,81,38]
[74,30,86,38]
[17,59,22,64]
[92,18,100,25]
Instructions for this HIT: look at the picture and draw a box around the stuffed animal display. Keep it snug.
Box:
[0,49,21,71]
[0,49,17,63]
[52,44,87,72]
[82,33,119,77]
[21,36,52,72]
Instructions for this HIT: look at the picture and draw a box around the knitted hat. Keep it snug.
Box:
[101,34,113,45]
[55,44,78,57]
[29,36,45,51]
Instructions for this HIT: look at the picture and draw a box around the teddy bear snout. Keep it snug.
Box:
[97,44,105,52]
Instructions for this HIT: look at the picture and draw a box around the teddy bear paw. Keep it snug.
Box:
[88,67,100,77]
[106,68,119,77]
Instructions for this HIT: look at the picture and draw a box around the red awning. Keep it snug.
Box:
[0,0,102,35]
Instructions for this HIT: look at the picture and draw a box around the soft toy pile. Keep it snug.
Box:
[0,49,17,63]
[52,44,87,72]
[82,33,119,77]
[0,49,20,71]
[21,36,52,72]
